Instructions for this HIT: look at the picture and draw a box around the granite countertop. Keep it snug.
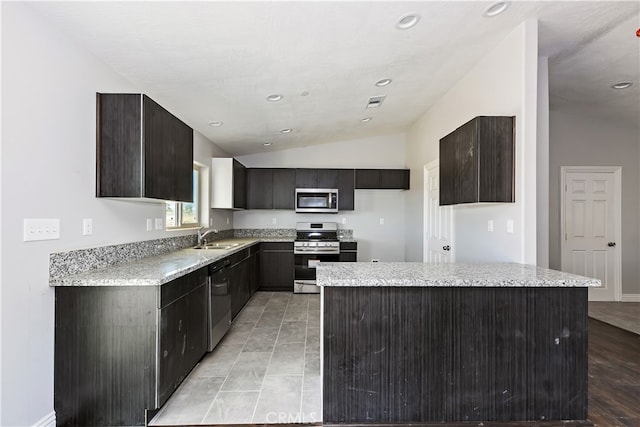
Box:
[50,238,266,287]
[316,262,601,288]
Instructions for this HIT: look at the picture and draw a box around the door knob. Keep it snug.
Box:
[443,245,451,251]
[607,242,616,247]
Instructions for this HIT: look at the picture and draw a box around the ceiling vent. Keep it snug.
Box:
[366,95,386,109]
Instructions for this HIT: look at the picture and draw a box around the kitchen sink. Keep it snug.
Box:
[193,242,240,250]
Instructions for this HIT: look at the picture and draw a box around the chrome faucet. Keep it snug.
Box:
[197,227,219,246]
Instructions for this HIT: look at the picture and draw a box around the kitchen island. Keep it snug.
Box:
[316,262,600,424]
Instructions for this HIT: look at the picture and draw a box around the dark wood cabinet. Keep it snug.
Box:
[233,160,247,209]
[272,168,296,209]
[337,169,355,210]
[246,168,296,210]
[295,168,319,188]
[96,93,193,202]
[439,116,515,205]
[247,168,273,209]
[355,169,410,190]
[339,241,358,262]
[259,242,294,291]
[54,267,208,426]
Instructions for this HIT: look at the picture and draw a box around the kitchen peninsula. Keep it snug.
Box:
[317,262,600,424]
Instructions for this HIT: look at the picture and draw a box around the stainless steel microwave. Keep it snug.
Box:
[295,188,339,213]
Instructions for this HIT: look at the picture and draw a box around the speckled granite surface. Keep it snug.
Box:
[316,262,601,288]
[234,228,353,239]
[50,238,262,287]
[49,234,198,279]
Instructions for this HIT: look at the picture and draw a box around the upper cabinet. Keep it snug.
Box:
[439,116,515,206]
[355,169,410,190]
[211,158,246,209]
[96,94,193,202]
[247,168,296,210]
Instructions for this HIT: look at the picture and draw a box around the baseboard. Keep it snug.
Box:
[621,294,640,302]
[32,411,55,427]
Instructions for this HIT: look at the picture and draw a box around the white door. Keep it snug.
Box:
[424,161,454,263]
[561,167,621,301]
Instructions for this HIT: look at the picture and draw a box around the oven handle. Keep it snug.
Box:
[294,249,340,255]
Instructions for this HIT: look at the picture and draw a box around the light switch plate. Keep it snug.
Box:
[82,218,93,236]
[24,218,60,241]
[507,219,514,233]
[487,220,494,232]
[155,218,163,230]
[146,218,153,231]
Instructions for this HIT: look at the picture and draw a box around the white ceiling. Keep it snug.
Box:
[28,1,639,156]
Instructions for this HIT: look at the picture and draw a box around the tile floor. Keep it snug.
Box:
[588,301,640,335]
[150,291,322,425]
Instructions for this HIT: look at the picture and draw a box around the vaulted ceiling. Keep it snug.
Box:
[29,1,639,156]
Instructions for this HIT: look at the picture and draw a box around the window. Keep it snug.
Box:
[166,166,200,229]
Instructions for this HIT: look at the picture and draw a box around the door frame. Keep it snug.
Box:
[560,166,622,301]
[423,160,455,262]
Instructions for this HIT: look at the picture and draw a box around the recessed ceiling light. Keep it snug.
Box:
[300,91,310,97]
[263,142,272,146]
[280,128,292,134]
[266,94,283,102]
[484,1,510,17]
[361,117,372,123]
[396,13,420,30]
[208,121,223,127]
[375,79,392,87]
[611,81,633,90]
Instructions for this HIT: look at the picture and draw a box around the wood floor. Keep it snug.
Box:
[157,319,640,427]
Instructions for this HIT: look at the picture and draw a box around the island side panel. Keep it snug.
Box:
[323,286,588,423]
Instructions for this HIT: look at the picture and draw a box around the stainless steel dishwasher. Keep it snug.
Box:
[207,258,232,351]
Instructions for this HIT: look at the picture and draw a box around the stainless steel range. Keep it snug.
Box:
[294,222,340,293]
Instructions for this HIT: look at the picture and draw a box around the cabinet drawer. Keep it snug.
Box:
[261,242,294,251]
[160,267,207,308]
[339,241,357,251]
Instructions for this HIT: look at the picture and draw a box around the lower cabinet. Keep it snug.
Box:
[260,242,294,291]
[339,241,358,262]
[54,267,208,426]
[229,244,261,320]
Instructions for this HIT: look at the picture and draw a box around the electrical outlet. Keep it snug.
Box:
[341,217,346,225]
[226,217,230,225]
[507,219,514,233]
[146,218,153,231]
[272,217,277,225]
[379,218,385,225]
[487,220,494,232]
[82,218,93,236]
[155,218,163,230]
[371,259,380,263]
[23,218,60,241]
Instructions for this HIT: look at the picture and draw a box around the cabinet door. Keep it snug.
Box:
[185,282,208,372]
[455,119,479,204]
[477,116,514,203]
[439,133,458,206]
[337,169,355,210]
[247,168,273,209]
[260,244,294,291]
[317,169,339,188]
[355,169,380,189]
[233,160,247,209]
[172,116,194,203]
[296,169,318,188]
[230,261,250,319]
[380,170,410,190]
[158,296,188,406]
[96,93,143,198]
[249,250,261,296]
[144,96,175,200]
[272,168,296,209]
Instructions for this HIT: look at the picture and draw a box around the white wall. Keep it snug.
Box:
[0,4,225,425]
[236,134,407,262]
[537,57,550,268]
[549,108,640,296]
[405,21,539,264]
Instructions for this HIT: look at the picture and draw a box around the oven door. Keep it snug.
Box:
[294,252,339,293]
